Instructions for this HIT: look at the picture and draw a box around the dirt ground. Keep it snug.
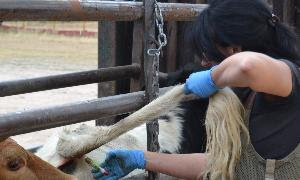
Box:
[3,21,98,32]
[0,30,99,149]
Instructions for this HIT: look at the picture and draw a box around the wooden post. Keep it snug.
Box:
[144,0,160,179]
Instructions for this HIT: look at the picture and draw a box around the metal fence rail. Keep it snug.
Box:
[0,1,207,21]
[0,87,169,139]
[0,64,141,97]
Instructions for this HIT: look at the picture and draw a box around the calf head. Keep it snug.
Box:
[0,138,76,180]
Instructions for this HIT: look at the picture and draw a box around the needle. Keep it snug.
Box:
[85,157,109,176]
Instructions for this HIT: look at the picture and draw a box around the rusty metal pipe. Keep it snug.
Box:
[0,64,141,97]
[144,0,160,178]
[0,87,174,139]
[0,1,207,21]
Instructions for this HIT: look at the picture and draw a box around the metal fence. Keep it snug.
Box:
[0,0,299,179]
[0,1,206,179]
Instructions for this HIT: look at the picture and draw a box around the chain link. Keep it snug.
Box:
[147,0,167,57]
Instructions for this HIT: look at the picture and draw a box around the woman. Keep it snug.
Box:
[92,0,300,179]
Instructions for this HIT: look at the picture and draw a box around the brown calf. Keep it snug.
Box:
[0,138,76,180]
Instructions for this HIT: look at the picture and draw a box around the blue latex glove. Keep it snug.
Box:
[92,149,146,180]
[184,66,219,98]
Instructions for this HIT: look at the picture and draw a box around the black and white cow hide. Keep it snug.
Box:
[36,98,208,180]
[36,63,209,179]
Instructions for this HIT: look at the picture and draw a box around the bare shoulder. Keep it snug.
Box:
[239,52,293,97]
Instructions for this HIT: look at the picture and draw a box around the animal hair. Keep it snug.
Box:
[57,85,249,180]
[37,109,185,179]
[57,85,188,158]
[204,88,249,180]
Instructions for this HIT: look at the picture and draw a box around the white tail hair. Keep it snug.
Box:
[205,88,249,180]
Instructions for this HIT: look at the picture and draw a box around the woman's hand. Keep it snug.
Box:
[184,66,220,98]
[92,149,146,180]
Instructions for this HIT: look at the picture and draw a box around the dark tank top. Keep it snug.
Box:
[247,60,300,159]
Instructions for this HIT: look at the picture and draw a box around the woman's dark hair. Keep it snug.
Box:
[190,0,300,66]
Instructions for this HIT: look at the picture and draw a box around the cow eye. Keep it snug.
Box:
[7,158,25,171]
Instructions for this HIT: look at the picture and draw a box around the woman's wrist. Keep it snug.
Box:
[133,150,146,169]
[184,66,220,98]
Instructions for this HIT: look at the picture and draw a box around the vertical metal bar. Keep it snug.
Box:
[283,0,296,26]
[195,0,206,3]
[272,0,296,26]
[166,0,178,73]
[115,21,133,96]
[97,21,117,126]
[295,0,300,37]
[144,0,160,179]
[176,0,196,68]
[114,17,134,122]
[131,20,145,92]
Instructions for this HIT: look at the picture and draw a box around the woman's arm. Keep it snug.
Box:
[92,150,207,179]
[212,51,292,97]
[145,152,207,180]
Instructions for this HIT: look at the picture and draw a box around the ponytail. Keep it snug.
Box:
[273,22,300,66]
[190,0,300,66]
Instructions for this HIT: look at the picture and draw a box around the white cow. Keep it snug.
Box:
[36,85,208,179]
[36,109,186,180]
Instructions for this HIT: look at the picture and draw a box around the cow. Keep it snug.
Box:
[36,84,244,180]
[33,69,210,179]
[0,64,207,180]
[36,95,208,179]
[0,138,76,180]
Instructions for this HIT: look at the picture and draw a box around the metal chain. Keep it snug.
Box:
[147,0,167,57]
